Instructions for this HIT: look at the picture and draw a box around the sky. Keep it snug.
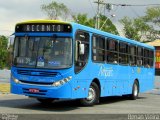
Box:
[0,0,160,36]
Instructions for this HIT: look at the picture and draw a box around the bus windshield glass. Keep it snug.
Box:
[13,37,72,69]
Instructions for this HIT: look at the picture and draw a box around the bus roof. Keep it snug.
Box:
[71,22,154,50]
[15,19,154,50]
[16,19,70,25]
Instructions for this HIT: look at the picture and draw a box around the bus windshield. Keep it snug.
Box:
[13,36,72,69]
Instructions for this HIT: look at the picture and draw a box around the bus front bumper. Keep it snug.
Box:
[10,81,72,99]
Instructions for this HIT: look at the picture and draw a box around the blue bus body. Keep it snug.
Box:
[11,20,155,102]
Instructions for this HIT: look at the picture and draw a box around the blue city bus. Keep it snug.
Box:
[11,20,155,106]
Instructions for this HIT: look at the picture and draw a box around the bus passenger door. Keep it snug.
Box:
[73,31,90,98]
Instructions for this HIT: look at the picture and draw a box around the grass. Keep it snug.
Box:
[0,83,10,94]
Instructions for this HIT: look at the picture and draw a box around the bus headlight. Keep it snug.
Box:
[52,76,72,87]
[11,75,20,84]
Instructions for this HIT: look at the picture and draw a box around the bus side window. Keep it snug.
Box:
[92,35,105,62]
[129,45,137,66]
[144,49,153,68]
[107,38,118,64]
[119,42,129,65]
[137,47,143,66]
[149,50,154,68]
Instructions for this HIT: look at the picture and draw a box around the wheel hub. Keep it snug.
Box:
[86,88,95,101]
[134,84,138,96]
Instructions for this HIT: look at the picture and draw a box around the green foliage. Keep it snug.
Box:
[99,14,119,35]
[73,14,93,26]
[0,35,9,69]
[120,6,160,41]
[73,13,119,35]
[120,17,151,41]
[120,17,139,41]
[143,6,160,26]
[41,1,69,20]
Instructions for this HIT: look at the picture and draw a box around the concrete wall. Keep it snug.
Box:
[0,70,10,83]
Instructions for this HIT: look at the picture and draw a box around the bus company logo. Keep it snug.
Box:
[98,66,113,78]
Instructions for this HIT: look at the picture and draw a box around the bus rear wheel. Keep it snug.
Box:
[80,82,100,106]
[37,98,55,104]
[130,81,139,100]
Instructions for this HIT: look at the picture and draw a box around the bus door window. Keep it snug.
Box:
[75,31,89,73]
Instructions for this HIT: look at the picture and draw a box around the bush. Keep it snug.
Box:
[0,35,10,69]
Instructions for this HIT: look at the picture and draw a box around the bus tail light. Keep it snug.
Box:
[52,76,72,87]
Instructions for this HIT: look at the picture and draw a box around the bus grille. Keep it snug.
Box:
[19,80,53,86]
[17,69,58,77]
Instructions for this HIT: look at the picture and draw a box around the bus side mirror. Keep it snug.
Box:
[79,43,85,55]
[75,41,85,61]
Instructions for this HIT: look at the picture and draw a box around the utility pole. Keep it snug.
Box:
[94,0,104,29]
[94,0,114,30]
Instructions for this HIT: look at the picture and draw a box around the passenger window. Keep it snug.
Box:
[137,47,143,66]
[119,42,129,65]
[107,39,118,51]
[149,50,154,67]
[92,35,105,62]
[144,49,154,68]
[129,45,137,66]
[130,45,136,55]
[106,38,118,64]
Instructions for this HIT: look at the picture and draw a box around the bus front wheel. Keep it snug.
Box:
[130,81,139,100]
[80,82,100,106]
[37,98,55,104]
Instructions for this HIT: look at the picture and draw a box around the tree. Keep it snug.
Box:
[73,13,119,35]
[120,17,151,41]
[143,6,160,40]
[120,6,160,42]
[120,17,139,41]
[41,1,70,20]
[0,35,9,69]
[143,6,160,26]
[99,14,119,35]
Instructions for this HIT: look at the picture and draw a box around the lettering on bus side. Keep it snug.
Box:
[98,65,113,78]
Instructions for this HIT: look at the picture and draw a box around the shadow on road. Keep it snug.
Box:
[99,95,147,105]
[0,95,147,112]
[0,98,80,112]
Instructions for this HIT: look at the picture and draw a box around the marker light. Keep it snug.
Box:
[52,76,72,87]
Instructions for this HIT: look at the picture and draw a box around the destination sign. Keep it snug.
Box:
[15,23,72,33]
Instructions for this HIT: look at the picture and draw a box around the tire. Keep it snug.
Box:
[130,81,139,100]
[37,98,55,104]
[80,82,100,106]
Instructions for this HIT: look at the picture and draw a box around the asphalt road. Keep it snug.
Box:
[1,91,160,120]
[0,91,160,114]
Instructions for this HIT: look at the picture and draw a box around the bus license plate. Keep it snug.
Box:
[29,88,39,93]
